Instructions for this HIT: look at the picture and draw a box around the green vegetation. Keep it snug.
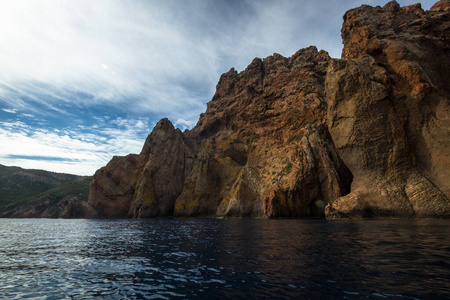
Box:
[283,162,293,174]
[0,164,91,215]
[303,87,315,96]
[277,162,293,178]
[305,130,316,138]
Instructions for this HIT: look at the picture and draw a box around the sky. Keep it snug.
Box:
[0,0,437,176]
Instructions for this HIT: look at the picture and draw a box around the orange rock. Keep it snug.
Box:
[88,1,449,219]
[325,0,450,218]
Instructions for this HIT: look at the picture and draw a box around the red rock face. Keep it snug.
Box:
[325,0,450,217]
[88,154,146,218]
[174,47,352,218]
[88,1,450,218]
[88,119,195,218]
[130,119,196,218]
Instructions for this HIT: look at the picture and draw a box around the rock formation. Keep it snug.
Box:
[89,119,195,218]
[174,47,353,218]
[88,0,450,218]
[325,0,450,217]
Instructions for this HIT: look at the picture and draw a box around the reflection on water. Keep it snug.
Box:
[0,218,449,299]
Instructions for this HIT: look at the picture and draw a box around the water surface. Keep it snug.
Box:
[0,218,449,299]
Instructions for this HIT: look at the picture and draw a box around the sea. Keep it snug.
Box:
[0,218,449,299]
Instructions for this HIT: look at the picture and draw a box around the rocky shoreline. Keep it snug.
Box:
[2,1,449,219]
[86,1,450,219]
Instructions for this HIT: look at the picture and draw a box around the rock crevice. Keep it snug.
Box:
[88,1,450,218]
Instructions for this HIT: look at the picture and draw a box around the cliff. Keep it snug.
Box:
[325,0,450,217]
[89,119,195,218]
[88,0,450,219]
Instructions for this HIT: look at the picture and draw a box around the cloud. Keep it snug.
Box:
[7,155,82,163]
[0,0,437,115]
[0,0,222,114]
[0,118,151,175]
[0,0,438,175]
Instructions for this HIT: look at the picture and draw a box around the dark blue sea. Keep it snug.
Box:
[0,218,449,299]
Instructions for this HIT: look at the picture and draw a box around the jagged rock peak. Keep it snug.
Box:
[430,0,450,11]
[341,0,449,60]
[154,118,175,131]
[87,1,449,219]
[290,46,330,63]
[202,46,331,133]
[141,118,179,156]
[175,44,342,218]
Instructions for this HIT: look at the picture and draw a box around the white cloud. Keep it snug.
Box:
[0,118,150,175]
[0,0,438,175]
[0,0,437,115]
[174,118,198,131]
[0,0,220,120]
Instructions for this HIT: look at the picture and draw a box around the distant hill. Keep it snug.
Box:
[0,164,95,218]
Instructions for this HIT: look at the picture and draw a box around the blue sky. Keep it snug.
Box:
[0,0,436,175]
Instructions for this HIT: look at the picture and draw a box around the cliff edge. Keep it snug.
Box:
[325,0,450,217]
[88,1,450,218]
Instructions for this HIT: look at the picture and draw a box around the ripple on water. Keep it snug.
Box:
[0,218,449,299]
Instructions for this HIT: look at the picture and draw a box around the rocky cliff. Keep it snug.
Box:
[89,119,195,218]
[325,0,450,217]
[89,0,450,218]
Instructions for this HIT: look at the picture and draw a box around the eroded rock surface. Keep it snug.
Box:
[174,47,352,218]
[88,1,449,218]
[88,119,195,218]
[325,0,450,217]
